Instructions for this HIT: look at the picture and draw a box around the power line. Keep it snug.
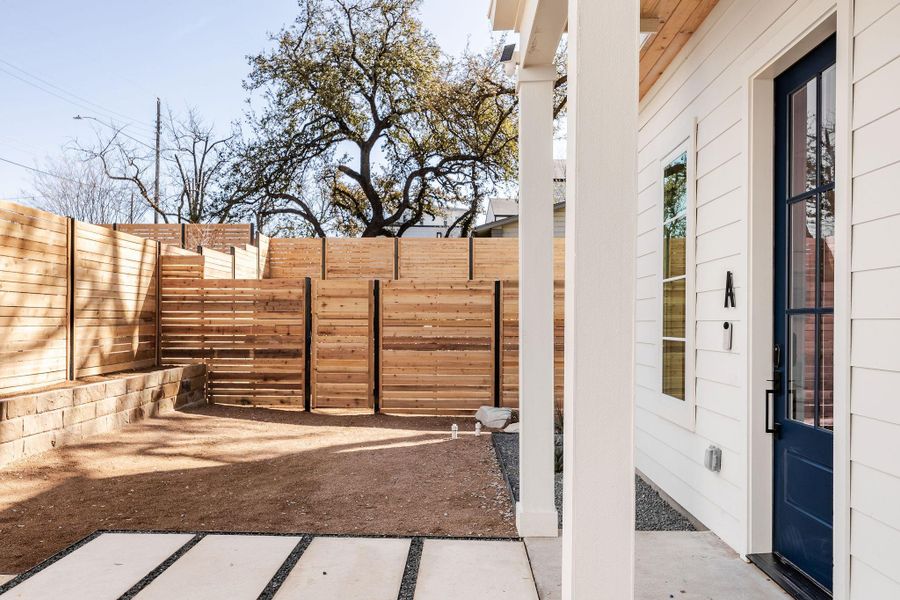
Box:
[0,155,81,184]
[0,60,157,137]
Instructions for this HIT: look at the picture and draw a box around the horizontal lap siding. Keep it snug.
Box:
[380,281,494,412]
[0,202,69,394]
[160,278,305,405]
[312,280,373,409]
[849,1,900,595]
[635,0,838,553]
[73,222,158,377]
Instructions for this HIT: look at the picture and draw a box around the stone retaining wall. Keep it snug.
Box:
[0,365,207,468]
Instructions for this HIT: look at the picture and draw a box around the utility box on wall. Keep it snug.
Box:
[704,445,722,472]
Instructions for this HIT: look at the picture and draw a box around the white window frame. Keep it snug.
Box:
[655,132,696,430]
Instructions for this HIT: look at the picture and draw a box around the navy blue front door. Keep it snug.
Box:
[772,35,836,593]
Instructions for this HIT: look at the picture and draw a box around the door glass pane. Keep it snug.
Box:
[789,314,817,426]
[663,217,686,278]
[662,340,685,400]
[663,153,688,220]
[820,190,835,308]
[790,79,817,196]
[819,314,834,430]
[821,65,836,187]
[663,279,685,338]
[789,197,817,308]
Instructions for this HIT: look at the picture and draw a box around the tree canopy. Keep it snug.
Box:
[221,0,521,237]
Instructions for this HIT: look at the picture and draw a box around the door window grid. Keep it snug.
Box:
[784,65,835,432]
[662,152,688,401]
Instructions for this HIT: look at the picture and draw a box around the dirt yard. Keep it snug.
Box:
[0,405,515,573]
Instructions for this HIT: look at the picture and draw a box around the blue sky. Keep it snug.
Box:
[0,0,498,199]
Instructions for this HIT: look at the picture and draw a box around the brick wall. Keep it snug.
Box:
[0,365,207,467]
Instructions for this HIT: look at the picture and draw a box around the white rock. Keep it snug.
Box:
[474,406,513,429]
[503,422,520,433]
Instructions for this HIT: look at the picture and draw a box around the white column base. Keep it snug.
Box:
[516,501,560,538]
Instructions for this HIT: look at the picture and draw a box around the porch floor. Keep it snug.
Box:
[527,531,792,600]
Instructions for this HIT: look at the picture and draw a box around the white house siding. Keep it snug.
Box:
[635,0,847,557]
[486,206,566,238]
[848,0,900,596]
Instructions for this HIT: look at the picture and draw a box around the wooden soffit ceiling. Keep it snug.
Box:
[640,0,720,98]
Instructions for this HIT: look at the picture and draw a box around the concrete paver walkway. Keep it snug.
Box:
[0,533,537,600]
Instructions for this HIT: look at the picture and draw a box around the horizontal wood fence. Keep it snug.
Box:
[0,202,160,396]
[0,202,69,393]
[160,278,306,405]
[111,223,254,253]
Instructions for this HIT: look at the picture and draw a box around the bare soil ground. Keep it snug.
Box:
[0,405,515,573]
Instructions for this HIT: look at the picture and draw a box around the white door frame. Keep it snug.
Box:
[745,8,851,598]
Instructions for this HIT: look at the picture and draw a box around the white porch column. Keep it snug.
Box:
[562,0,638,599]
[516,65,559,538]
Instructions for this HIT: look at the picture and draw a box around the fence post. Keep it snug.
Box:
[181,223,187,249]
[494,280,501,408]
[155,240,162,367]
[67,217,77,381]
[468,236,474,280]
[304,277,312,411]
[372,280,380,413]
[393,238,399,280]
[320,238,326,279]
[230,247,237,279]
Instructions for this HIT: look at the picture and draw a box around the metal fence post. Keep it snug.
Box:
[494,280,501,407]
[67,217,77,381]
[373,279,381,413]
[304,277,313,412]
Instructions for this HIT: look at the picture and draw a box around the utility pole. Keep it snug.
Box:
[153,97,161,224]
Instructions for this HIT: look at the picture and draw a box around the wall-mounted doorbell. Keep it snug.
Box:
[723,322,733,351]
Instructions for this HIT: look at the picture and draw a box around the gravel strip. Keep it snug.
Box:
[492,432,695,531]
[396,537,424,600]
[257,535,313,600]
[119,534,205,599]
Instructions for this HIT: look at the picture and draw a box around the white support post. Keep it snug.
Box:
[517,65,560,539]
[563,0,638,598]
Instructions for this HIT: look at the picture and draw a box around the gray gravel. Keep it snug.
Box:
[492,433,695,531]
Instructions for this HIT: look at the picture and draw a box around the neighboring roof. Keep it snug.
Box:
[474,201,565,237]
[488,197,520,219]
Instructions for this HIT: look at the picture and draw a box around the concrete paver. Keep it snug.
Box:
[0,533,192,600]
[414,539,539,600]
[274,537,410,600]
[135,535,300,600]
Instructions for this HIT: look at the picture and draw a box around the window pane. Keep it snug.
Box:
[663,153,687,220]
[789,197,817,309]
[663,217,686,279]
[663,279,685,338]
[819,314,834,430]
[820,190,835,308]
[789,314,816,426]
[790,79,817,196]
[662,340,685,400]
[821,65,836,187]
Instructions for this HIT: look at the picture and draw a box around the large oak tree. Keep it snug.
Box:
[222,0,520,237]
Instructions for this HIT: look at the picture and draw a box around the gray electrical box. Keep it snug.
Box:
[704,445,722,472]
